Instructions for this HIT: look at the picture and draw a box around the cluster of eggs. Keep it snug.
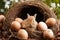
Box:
[11,18,28,39]
[0,14,57,40]
[10,17,56,40]
[38,18,56,40]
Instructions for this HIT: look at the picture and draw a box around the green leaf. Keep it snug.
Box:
[56,7,60,19]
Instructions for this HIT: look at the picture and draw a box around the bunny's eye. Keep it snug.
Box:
[33,21,34,22]
[33,20,35,22]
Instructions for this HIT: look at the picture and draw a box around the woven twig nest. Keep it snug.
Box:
[2,1,59,40]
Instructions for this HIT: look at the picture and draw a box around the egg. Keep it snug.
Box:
[17,29,28,39]
[46,18,56,26]
[11,21,21,31]
[43,29,55,39]
[0,15,5,22]
[15,18,23,23]
[37,22,48,31]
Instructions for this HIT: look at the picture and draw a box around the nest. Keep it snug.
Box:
[1,1,59,40]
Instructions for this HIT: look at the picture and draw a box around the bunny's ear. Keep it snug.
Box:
[27,13,30,18]
[34,14,37,18]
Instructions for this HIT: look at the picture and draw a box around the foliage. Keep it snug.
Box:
[56,7,60,19]
[0,0,5,14]
[43,0,60,19]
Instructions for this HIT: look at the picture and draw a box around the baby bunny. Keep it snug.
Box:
[21,14,37,30]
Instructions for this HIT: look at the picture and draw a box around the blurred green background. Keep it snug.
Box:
[0,0,60,19]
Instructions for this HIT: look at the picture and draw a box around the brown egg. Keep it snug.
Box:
[0,15,5,22]
[46,18,56,26]
[11,21,21,31]
[17,29,28,39]
[37,22,48,31]
[15,18,23,23]
[43,29,55,39]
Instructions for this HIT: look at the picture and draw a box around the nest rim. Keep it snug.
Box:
[5,1,56,24]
